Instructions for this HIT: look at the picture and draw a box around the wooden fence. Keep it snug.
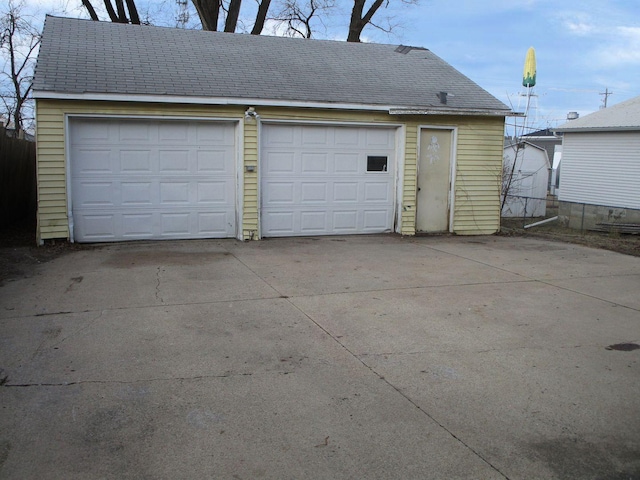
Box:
[0,129,37,228]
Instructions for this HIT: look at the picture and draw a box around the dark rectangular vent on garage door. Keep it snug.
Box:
[367,156,388,172]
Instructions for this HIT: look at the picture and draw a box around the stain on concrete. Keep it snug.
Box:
[186,409,225,429]
[103,250,231,268]
[528,437,640,480]
[0,440,10,468]
[65,276,83,292]
[606,343,640,352]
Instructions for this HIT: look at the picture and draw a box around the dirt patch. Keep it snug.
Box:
[500,218,640,258]
[0,219,89,286]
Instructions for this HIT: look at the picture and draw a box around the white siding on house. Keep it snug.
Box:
[559,132,640,210]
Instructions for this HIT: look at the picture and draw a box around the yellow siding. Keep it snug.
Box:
[453,117,505,235]
[35,99,505,242]
[35,99,245,241]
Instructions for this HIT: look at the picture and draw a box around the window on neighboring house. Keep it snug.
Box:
[367,156,388,172]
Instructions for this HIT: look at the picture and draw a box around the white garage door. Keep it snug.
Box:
[70,118,236,242]
[261,124,396,237]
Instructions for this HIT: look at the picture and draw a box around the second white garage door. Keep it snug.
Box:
[261,124,397,237]
[70,118,237,242]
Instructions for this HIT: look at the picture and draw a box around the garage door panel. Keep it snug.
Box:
[197,181,231,203]
[74,149,113,173]
[363,210,391,230]
[300,211,328,232]
[261,124,396,237]
[265,182,295,203]
[71,118,236,242]
[123,213,154,236]
[121,182,152,205]
[263,212,295,234]
[197,150,232,173]
[265,152,295,173]
[301,182,328,202]
[335,128,360,146]
[73,121,110,142]
[333,210,358,231]
[78,214,116,239]
[301,127,329,145]
[120,123,151,142]
[333,183,358,202]
[158,123,188,142]
[120,150,152,173]
[161,213,190,235]
[159,150,190,172]
[364,182,391,202]
[74,181,116,206]
[198,212,231,234]
[159,182,190,204]
[301,153,329,173]
[334,153,359,173]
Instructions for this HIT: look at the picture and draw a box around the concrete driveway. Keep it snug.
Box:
[1,234,639,479]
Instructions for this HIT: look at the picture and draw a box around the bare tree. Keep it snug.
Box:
[81,0,141,24]
[273,0,335,38]
[80,0,416,41]
[0,1,41,137]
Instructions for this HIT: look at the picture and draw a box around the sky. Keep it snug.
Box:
[396,0,640,133]
[20,0,640,134]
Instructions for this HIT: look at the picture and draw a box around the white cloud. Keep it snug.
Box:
[565,21,594,35]
[595,25,640,66]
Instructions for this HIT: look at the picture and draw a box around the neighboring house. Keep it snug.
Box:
[554,95,640,230]
[523,128,562,165]
[501,141,549,218]
[523,128,562,193]
[1,124,35,142]
[33,16,511,243]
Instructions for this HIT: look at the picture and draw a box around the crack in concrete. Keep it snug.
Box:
[1,372,256,388]
[155,266,164,304]
[280,299,511,480]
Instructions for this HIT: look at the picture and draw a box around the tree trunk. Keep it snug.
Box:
[192,0,220,31]
[251,0,271,34]
[347,0,384,42]
[114,0,128,23]
[125,0,141,24]
[224,0,242,32]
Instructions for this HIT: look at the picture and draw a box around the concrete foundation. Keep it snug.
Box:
[559,200,640,230]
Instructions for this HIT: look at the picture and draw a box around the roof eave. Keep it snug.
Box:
[553,126,640,133]
[389,107,515,117]
[33,91,391,112]
[34,91,513,116]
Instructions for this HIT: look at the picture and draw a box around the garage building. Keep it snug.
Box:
[33,16,511,243]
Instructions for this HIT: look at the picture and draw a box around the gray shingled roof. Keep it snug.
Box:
[555,95,640,132]
[34,15,510,113]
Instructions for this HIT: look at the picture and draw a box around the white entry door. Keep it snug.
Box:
[416,128,454,233]
[261,124,396,237]
[69,118,237,242]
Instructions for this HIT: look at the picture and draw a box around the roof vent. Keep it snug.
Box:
[438,91,449,104]
[567,111,579,120]
[394,45,427,54]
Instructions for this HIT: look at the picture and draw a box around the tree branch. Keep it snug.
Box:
[81,0,100,21]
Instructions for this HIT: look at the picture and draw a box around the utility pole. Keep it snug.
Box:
[599,87,613,108]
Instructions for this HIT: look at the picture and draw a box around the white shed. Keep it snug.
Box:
[554,95,640,230]
[501,141,550,217]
